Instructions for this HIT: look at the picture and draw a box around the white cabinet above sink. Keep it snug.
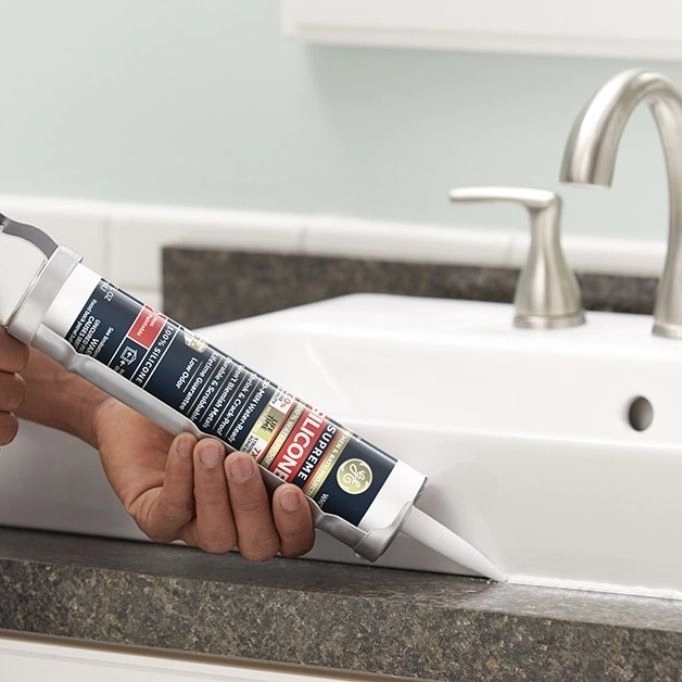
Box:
[283,0,682,60]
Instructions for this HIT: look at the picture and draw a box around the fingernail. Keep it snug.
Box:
[229,455,255,482]
[199,441,224,469]
[175,435,193,459]
[280,488,302,512]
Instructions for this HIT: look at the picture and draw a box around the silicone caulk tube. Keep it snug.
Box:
[0,213,505,580]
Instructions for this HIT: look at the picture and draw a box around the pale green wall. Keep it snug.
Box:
[0,0,679,240]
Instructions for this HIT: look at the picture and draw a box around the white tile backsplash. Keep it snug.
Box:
[563,234,664,277]
[302,215,517,266]
[108,204,305,290]
[0,195,667,314]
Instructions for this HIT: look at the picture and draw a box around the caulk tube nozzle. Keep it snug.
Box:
[401,507,507,582]
[0,213,58,257]
[0,213,81,345]
[0,213,62,329]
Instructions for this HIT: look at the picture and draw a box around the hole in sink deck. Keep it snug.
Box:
[626,396,654,432]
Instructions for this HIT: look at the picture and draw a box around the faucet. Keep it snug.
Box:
[449,186,584,329]
[560,68,682,339]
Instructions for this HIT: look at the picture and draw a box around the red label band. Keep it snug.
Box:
[269,407,327,482]
[129,306,166,349]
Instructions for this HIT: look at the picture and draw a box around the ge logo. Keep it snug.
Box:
[336,458,373,495]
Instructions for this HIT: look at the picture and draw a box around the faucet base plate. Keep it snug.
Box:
[652,321,682,339]
[514,311,586,330]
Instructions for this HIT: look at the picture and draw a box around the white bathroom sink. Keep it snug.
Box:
[2,293,682,597]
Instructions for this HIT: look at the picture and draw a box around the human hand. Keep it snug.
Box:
[92,397,315,560]
[0,329,29,445]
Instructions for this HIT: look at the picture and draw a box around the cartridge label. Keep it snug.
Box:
[61,279,397,524]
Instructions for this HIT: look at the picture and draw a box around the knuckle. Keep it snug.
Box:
[193,481,226,507]
[198,532,236,555]
[0,413,19,445]
[15,346,29,373]
[0,333,29,373]
[126,495,191,545]
[137,514,186,545]
[279,526,315,557]
[162,500,194,528]
[279,529,315,557]
[240,537,280,562]
[233,497,266,515]
[228,478,268,515]
[287,537,315,558]
[144,528,175,544]
[4,374,26,412]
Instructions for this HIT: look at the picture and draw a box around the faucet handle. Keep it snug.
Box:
[449,185,585,329]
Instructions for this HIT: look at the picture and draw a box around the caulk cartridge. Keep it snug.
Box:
[0,213,505,580]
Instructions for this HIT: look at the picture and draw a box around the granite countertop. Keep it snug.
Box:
[1,527,682,681]
[162,247,657,329]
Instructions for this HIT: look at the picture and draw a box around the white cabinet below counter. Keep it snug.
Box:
[0,636,360,682]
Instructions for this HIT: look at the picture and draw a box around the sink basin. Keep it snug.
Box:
[2,293,681,597]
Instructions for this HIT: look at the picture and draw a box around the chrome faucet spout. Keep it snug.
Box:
[560,69,682,338]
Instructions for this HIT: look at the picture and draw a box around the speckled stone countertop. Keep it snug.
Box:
[162,247,657,328]
[1,527,682,681]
